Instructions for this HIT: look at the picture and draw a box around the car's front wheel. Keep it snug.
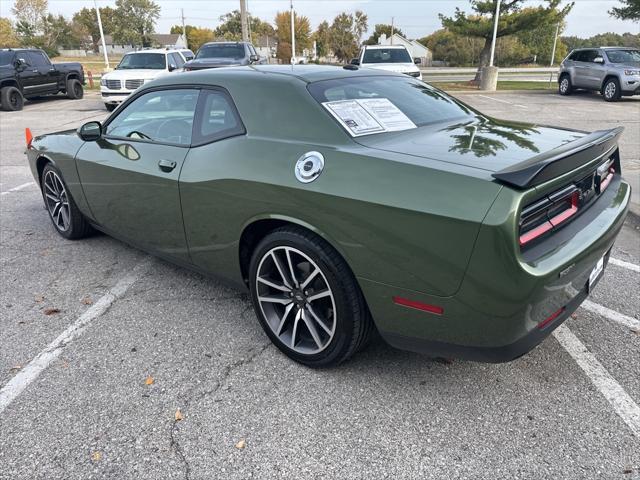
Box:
[249,227,373,367]
[602,78,621,102]
[558,74,572,96]
[1,86,24,111]
[41,163,93,239]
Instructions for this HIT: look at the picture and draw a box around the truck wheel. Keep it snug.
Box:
[602,78,621,102]
[558,74,572,96]
[66,79,83,100]
[1,86,24,111]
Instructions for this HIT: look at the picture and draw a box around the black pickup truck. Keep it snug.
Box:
[0,48,85,111]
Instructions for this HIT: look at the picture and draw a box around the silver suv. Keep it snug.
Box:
[558,47,640,102]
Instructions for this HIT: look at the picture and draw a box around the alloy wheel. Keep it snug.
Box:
[256,246,336,354]
[605,82,616,99]
[43,170,70,232]
[560,78,568,93]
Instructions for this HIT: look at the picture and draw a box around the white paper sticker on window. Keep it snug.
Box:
[322,98,417,137]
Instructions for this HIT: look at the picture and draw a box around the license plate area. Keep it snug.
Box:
[587,250,610,293]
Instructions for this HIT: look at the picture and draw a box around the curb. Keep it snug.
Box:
[440,88,555,95]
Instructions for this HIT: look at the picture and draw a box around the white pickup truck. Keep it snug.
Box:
[351,45,422,80]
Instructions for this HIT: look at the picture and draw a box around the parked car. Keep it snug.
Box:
[558,47,640,101]
[100,49,187,111]
[0,48,84,111]
[183,42,262,71]
[180,49,195,61]
[26,65,629,367]
[351,45,422,80]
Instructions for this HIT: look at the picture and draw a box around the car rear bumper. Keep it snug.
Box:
[360,177,630,362]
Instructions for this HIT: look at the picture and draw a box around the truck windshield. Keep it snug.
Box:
[308,76,474,128]
[605,49,640,64]
[363,48,412,64]
[0,51,15,66]
[117,53,166,70]
[196,45,245,60]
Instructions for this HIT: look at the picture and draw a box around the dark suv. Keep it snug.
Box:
[183,42,263,71]
[558,47,640,102]
[0,48,84,111]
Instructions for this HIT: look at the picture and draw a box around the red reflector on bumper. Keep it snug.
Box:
[393,296,444,315]
[537,307,565,330]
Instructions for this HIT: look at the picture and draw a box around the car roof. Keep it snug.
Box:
[201,42,249,46]
[363,45,407,49]
[124,49,180,55]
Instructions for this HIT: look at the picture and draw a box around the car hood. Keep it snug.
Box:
[361,63,420,74]
[355,115,587,173]
[103,69,167,80]
[613,61,640,69]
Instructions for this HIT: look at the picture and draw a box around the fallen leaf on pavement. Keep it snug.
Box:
[235,439,246,449]
[81,297,93,305]
[91,451,102,462]
[43,307,60,315]
[174,409,183,421]
[9,365,21,372]
[145,375,154,385]
[34,295,44,303]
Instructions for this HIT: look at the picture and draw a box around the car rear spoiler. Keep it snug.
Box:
[492,127,623,189]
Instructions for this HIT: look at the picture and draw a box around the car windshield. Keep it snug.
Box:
[117,53,166,70]
[605,49,640,63]
[308,76,474,129]
[0,51,15,66]
[196,44,245,60]
[362,48,412,64]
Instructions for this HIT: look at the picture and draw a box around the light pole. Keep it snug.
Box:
[94,0,109,70]
[290,0,296,64]
[240,0,249,42]
[488,0,502,67]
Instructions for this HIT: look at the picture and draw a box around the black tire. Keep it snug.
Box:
[105,103,116,112]
[41,163,93,240]
[66,78,83,100]
[248,226,373,368]
[1,86,24,111]
[602,77,621,102]
[558,74,572,96]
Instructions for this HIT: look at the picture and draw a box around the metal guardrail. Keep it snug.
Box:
[421,67,558,74]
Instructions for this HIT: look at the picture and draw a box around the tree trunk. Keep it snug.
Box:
[473,37,493,84]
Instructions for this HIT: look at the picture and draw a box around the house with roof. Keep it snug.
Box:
[99,33,188,55]
[377,33,431,66]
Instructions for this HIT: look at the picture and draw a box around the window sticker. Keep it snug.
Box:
[322,98,417,137]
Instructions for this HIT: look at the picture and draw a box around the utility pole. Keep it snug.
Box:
[94,0,109,70]
[489,0,502,67]
[240,0,249,42]
[549,22,560,87]
[390,17,394,45]
[290,0,296,64]
[181,8,186,39]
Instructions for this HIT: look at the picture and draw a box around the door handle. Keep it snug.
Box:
[158,159,177,172]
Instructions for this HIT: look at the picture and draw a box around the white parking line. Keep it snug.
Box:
[0,182,35,196]
[553,325,640,438]
[478,94,527,108]
[580,299,640,330]
[610,257,640,273]
[0,260,150,414]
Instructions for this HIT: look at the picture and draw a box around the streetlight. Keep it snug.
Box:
[94,0,109,71]
[290,0,296,64]
[489,0,502,67]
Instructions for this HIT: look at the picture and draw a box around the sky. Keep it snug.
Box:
[0,0,638,39]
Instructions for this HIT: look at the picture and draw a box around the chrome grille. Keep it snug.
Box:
[125,79,145,90]
[105,79,121,90]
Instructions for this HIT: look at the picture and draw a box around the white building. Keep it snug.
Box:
[99,34,188,55]
[378,33,431,66]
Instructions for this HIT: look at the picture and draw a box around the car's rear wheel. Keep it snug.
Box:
[1,86,24,111]
[558,75,572,96]
[248,227,373,367]
[41,163,93,239]
[105,103,116,112]
[66,79,83,100]
[602,78,621,102]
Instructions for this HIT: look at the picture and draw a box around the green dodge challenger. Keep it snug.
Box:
[26,65,630,367]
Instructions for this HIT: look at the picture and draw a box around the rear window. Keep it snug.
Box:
[362,48,412,64]
[308,76,473,131]
[196,44,245,60]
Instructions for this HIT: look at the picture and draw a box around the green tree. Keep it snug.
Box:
[609,0,640,20]
[328,11,368,62]
[516,19,567,65]
[440,0,573,78]
[363,24,405,46]
[173,26,214,51]
[313,20,331,57]
[111,0,160,47]
[212,10,275,43]
[11,0,47,35]
[420,29,484,66]
[562,31,640,52]
[72,6,116,52]
[0,17,20,47]
[274,10,311,61]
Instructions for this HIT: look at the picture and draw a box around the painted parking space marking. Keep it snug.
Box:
[0,260,150,415]
[478,94,527,109]
[610,257,640,273]
[0,182,35,196]
[580,299,640,331]
[553,325,640,438]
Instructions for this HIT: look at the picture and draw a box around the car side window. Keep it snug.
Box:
[29,51,50,67]
[192,89,245,145]
[248,44,257,57]
[170,52,185,68]
[105,89,199,146]
[568,51,580,61]
[579,50,598,63]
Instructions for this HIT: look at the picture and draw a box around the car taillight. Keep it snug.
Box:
[519,186,579,247]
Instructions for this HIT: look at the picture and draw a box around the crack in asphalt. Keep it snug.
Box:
[168,341,271,480]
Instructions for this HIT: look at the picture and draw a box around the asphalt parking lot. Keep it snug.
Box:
[1,90,639,479]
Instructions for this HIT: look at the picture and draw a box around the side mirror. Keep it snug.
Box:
[414,57,422,65]
[249,54,260,63]
[594,56,604,64]
[168,63,177,72]
[78,121,102,142]
[15,58,27,70]
[350,58,360,65]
